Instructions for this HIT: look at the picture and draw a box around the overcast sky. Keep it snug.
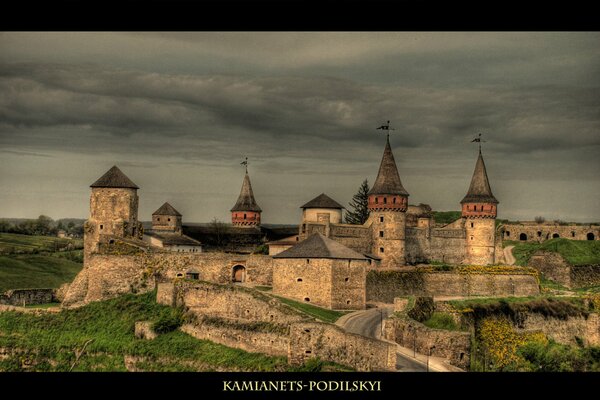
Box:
[0,32,598,224]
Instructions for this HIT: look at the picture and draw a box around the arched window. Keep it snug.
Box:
[553,233,560,238]
[505,231,510,237]
[571,231,576,238]
[520,233,527,241]
[588,232,595,241]
[537,231,542,237]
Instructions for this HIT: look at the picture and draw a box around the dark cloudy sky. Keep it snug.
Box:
[0,32,599,224]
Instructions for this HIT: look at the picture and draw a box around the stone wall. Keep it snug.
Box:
[518,313,600,346]
[181,321,290,358]
[529,251,600,289]
[383,315,471,369]
[63,252,274,306]
[288,322,397,371]
[0,288,55,306]
[367,269,539,303]
[503,222,599,243]
[157,281,309,324]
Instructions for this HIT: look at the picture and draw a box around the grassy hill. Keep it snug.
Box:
[432,211,461,225]
[0,253,83,292]
[0,232,83,254]
[0,292,346,372]
[508,238,600,266]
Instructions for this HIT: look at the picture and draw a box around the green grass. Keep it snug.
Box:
[254,286,272,292]
[272,295,347,323]
[448,295,585,311]
[0,232,82,254]
[0,292,293,372]
[24,303,61,309]
[422,312,464,331]
[0,254,83,292]
[432,211,461,225]
[509,238,600,266]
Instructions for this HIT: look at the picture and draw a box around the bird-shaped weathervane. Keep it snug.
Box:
[376,120,395,138]
[471,133,487,151]
[240,157,248,173]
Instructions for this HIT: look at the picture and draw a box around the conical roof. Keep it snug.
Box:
[230,172,262,212]
[300,193,344,209]
[90,165,139,189]
[368,135,409,196]
[461,149,498,204]
[152,202,182,216]
[273,232,366,260]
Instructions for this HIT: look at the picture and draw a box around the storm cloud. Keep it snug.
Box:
[0,32,598,223]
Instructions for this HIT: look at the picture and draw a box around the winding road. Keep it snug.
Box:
[504,245,516,265]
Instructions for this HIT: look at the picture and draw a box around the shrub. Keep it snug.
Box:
[152,311,184,334]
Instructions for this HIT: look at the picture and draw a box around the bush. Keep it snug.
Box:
[152,311,184,334]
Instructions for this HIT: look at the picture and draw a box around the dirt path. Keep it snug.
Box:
[504,245,516,265]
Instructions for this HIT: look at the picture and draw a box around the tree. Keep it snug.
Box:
[534,216,545,223]
[345,179,370,225]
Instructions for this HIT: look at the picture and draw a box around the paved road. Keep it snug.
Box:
[504,245,516,265]
[337,307,428,372]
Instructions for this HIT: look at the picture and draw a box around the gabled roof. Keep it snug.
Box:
[300,193,344,209]
[152,202,182,216]
[273,232,366,260]
[461,149,499,204]
[145,231,202,246]
[90,165,139,189]
[368,135,409,196]
[231,172,262,212]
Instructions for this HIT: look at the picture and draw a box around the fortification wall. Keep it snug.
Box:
[288,322,396,371]
[518,313,600,347]
[429,235,467,264]
[503,223,599,243]
[156,281,308,325]
[367,269,539,303]
[63,252,274,306]
[383,316,470,369]
[0,289,55,306]
[529,251,600,289]
[181,321,290,358]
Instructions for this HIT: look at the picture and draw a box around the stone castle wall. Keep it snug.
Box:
[465,218,496,265]
[63,252,274,307]
[0,289,56,306]
[367,269,539,303]
[503,223,599,242]
[529,251,600,289]
[288,322,397,371]
[518,313,600,347]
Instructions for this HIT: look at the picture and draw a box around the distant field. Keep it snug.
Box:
[0,233,82,254]
[508,238,600,266]
[0,254,83,292]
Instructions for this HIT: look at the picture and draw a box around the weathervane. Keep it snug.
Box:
[240,157,248,173]
[376,120,395,138]
[471,133,486,152]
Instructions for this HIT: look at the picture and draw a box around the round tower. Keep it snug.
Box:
[461,148,499,265]
[366,134,409,266]
[230,170,262,227]
[84,165,142,259]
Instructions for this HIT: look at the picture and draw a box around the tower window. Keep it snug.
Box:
[100,224,103,230]
[344,277,349,282]
[380,247,384,253]
[383,197,387,204]
[297,278,303,282]
[306,259,310,264]
[168,218,171,222]
[244,214,247,219]
[379,216,384,223]
[157,218,160,222]
[393,197,396,204]
[375,197,378,204]
[470,236,474,240]
[471,222,474,228]
[379,231,384,237]
[572,231,576,238]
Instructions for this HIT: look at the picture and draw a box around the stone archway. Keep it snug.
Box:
[519,233,527,241]
[232,265,246,283]
[588,232,595,241]
[553,233,560,239]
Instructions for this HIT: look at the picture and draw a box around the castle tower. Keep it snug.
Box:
[461,148,499,265]
[299,193,344,239]
[366,135,409,266]
[152,202,182,233]
[230,171,262,227]
[84,165,142,259]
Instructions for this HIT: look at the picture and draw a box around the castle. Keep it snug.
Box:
[64,132,596,311]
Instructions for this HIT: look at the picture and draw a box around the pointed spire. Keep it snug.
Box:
[230,172,262,212]
[461,149,498,204]
[90,165,139,189]
[368,135,409,196]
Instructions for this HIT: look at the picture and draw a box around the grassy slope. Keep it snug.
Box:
[0,254,83,292]
[0,292,291,372]
[507,238,600,266]
[0,232,82,253]
[272,295,347,323]
[432,211,461,225]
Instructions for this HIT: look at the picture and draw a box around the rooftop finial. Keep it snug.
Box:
[376,120,394,139]
[240,157,248,173]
